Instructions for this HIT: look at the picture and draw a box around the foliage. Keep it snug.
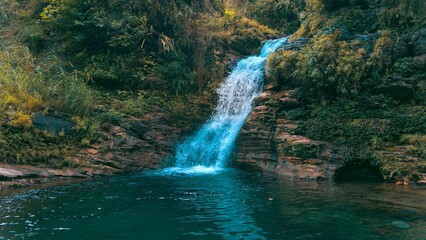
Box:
[401,135,426,159]
[198,8,277,55]
[276,32,373,99]
[0,42,94,122]
[157,51,196,96]
[267,50,299,85]
[283,143,325,160]
[0,127,80,167]
[377,0,425,33]
[321,0,367,11]
[35,0,157,88]
[297,100,426,180]
[247,0,306,34]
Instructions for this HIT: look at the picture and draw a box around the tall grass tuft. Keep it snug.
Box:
[0,42,94,128]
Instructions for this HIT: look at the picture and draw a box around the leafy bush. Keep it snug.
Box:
[293,32,372,99]
[401,135,426,159]
[248,0,306,34]
[378,0,425,33]
[267,50,299,85]
[157,51,196,96]
[283,143,325,160]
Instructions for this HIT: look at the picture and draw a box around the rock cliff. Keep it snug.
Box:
[235,30,426,182]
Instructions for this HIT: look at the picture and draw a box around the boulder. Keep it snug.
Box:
[413,54,426,71]
[391,221,411,229]
[277,38,310,51]
[393,34,411,60]
[33,112,75,135]
[235,90,344,180]
[412,28,426,56]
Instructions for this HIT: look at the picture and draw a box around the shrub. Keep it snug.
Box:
[283,143,326,160]
[248,0,306,34]
[378,0,425,33]
[157,51,196,96]
[401,135,426,159]
[267,50,299,85]
[7,111,33,129]
[294,32,371,99]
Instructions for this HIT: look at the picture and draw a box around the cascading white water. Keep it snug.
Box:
[165,37,289,174]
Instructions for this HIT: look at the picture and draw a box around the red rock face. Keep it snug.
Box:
[0,111,186,190]
[77,111,185,172]
[235,90,344,180]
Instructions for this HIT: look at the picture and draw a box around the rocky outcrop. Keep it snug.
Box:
[412,28,426,56]
[375,75,416,100]
[235,90,345,180]
[1,110,187,190]
[277,38,310,51]
[33,112,75,135]
[235,30,426,181]
[236,105,277,171]
[413,54,426,70]
[76,115,181,172]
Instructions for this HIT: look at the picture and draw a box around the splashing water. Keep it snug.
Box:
[167,37,289,174]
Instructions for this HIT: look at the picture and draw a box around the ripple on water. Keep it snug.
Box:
[155,166,225,176]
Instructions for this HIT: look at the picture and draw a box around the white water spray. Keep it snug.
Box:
[167,37,289,174]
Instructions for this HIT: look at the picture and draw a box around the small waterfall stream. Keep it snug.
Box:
[166,37,289,174]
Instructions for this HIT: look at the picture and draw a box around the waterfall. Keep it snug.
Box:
[166,37,289,174]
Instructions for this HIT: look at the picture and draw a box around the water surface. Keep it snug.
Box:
[1,169,425,240]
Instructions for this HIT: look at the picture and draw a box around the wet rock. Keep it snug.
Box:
[277,38,310,51]
[226,53,241,71]
[235,104,278,171]
[274,158,339,180]
[393,34,411,60]
[412,28,426,56]
[391,221,411,229]
[413,54,426,70]
[33,112,75,135]
[0,168,23,180]
[395,181,409,185]
[235,89,344,180]
[416,180,426,186]
[375,76,416,100]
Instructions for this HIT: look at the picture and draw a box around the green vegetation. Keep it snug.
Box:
[265,0,425,181]
[0,0,424,181]
[0,0,275,167]
[283,143,326,160]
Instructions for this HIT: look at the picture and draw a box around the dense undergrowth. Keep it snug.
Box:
[0,0,275,167]
[265,0,425,180]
